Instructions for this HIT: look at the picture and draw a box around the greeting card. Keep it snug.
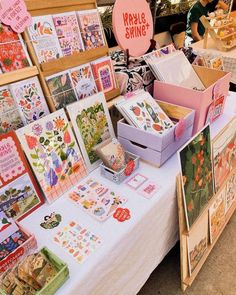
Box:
[67,92,115,172]
[137,181,159,199]
[116,90,174,135]
[53,221,101,263]
[77,9,105,50]
[0,131,43,221]
[91,57,116,93]
[0,23,31,73]
[70,63,97,100]
[53,12,84,56]
[179,125,214,230]
[28,15,63,63]
[225,172,236,214]
[10,77,50,123]
[46,71,78,110]
[125,173,148,190]
[16,109,88,203]
[68,178,127,221]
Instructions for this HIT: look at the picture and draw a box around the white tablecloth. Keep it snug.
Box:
[20,92,236,295]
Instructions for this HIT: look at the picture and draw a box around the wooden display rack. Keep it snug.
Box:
[177,169,236,292]
[23,0,120,112]
[200,15,236,51]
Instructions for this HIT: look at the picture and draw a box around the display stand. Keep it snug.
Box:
[177,168,236,291]
[23,0,120,111]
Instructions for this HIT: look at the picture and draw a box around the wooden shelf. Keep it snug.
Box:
[0,66,39,86]
[105,88,120,102]
[216,31,236,40]
[210,22,233,30]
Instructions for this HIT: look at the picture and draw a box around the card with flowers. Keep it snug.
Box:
[52,11,84,56]
[0,23,32,73]
[16,109,88,203]
[10,77,49,123]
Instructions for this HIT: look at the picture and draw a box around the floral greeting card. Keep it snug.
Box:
[10,77,50,123]
[46,70,78,110]
[70,63,97,100]
[0,131,43,221]
[28,15,63,63]
[77,9,105,50]
[91,57,116,93]
[67,92,115,172]
[68,178,127,221]
[53,12,84,56]
[179,125,214,230]
[16,109,87,203]
[0,23,31,73]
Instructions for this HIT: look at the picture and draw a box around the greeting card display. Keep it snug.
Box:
[0,23,31,73]
[53,12,84,56]
[67,92,115,172]
[68,177,127,221]
[77,9,105,50]
[225,172,236,214]
[10,77,49,123]
[91,57,116,93]
[212,118,236,192]
[46,71,78,110]
[28,15,63,63]
[16,109,87,203]
[179,125,214,229]
[116,91,174,135]
[70,63,97,100]
[0,131,43,221]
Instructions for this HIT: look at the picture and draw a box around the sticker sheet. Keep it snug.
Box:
[28,15,63,63]
[16,109,87,203]
[68,178,127,221]
[67,92,115,172]
[0,131,43,221]
[53,11,84,56]
[53,221,101,263]
[70,63,97,100]
[10,77,50,123]
[46,70,78,110]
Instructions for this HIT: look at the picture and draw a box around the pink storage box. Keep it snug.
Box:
[0,223,37,273]
[153,66,231,135]
[118,101,195,167]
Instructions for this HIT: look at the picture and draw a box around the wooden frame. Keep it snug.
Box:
[23,0,120,112]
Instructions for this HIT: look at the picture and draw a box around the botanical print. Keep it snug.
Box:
[46,71,78,110]
[187,213,208,275]
[0,23,31,73]
[0,86,17,113]
[53,12,84,56]
[68,178,127,221]
[213,118,236,192]
[16,109,87,203]
[70,63,97,100]
[77,9,105,50]
[179,125,214,229]
[91,57,116,93]
[225,172,236,214]
[67,92,115,172]
[28,15,63,63]
[209,190,225,243]
[10,77,50,123]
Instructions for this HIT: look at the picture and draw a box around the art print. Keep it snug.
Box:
[53,221,101,263]
[187,213,208,275]
[192,56,207,67]
[0,131,43,221]
[209,57,224,71]
[46,71,78,110]
[16,109,87,203]
[68,178,127,221]
[225,172,236,214]
[179,125,214,229]
[67,92,114,172]
[209,190,225,243]
[137,181,159,199]
[213,118,236,192]
[40,212,62,230]
[77,9,105,50]
[0,212,19,243]
[28,15,63,63]
[10,77,49,123]
[125,173,147,191]
[70,63,97,100]
[53,12,84,56]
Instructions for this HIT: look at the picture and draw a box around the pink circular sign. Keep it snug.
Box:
[112,0,154,57]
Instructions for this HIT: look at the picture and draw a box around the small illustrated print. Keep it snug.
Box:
[125,173,148,190]
[40,212,62,229]
[137,181,159,199]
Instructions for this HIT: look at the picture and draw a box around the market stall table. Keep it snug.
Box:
[20,92,236,295]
